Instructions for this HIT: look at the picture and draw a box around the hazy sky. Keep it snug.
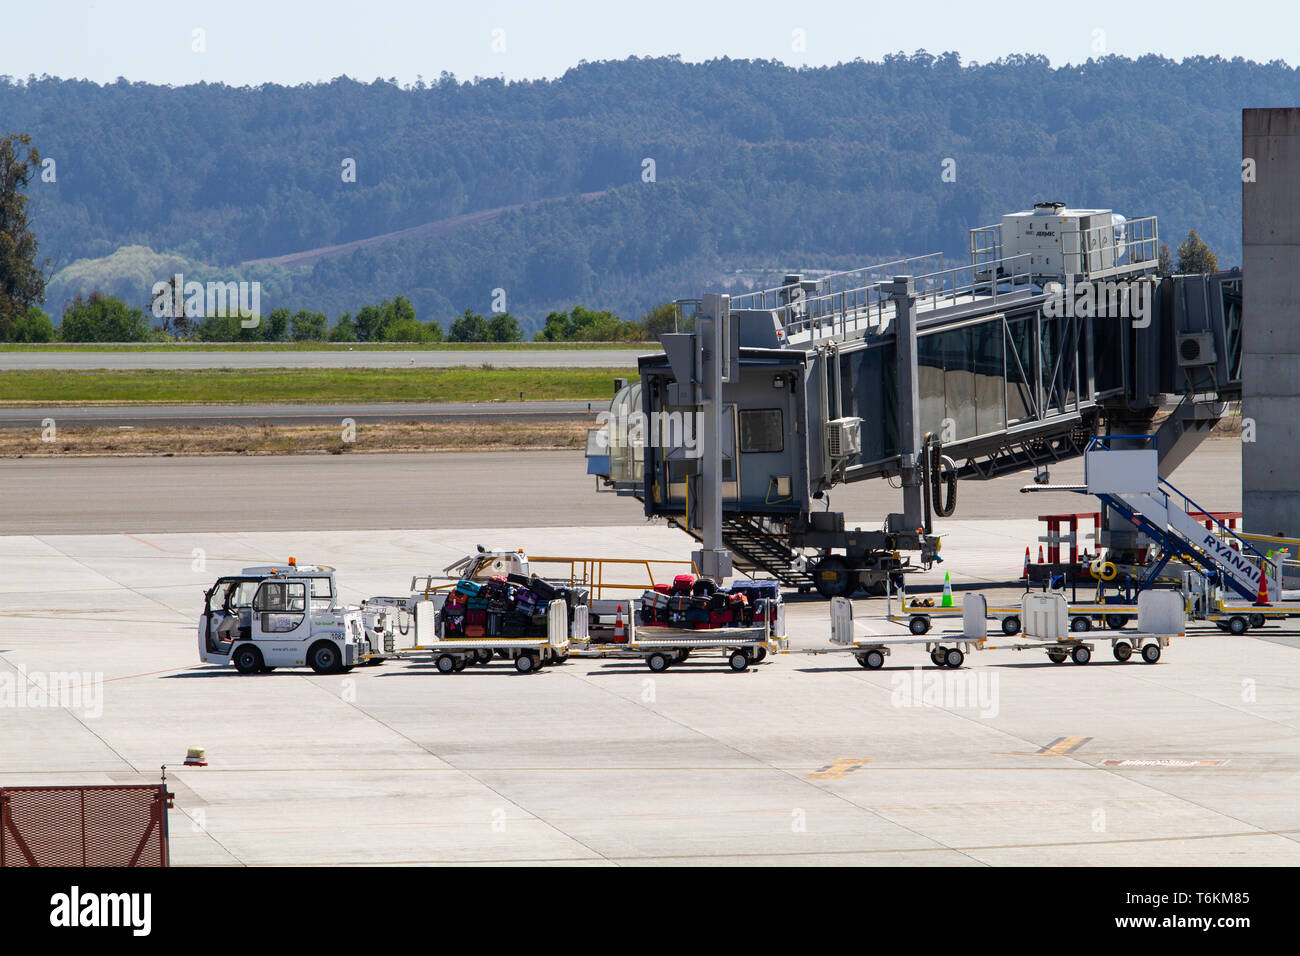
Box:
[1,0,1296,86]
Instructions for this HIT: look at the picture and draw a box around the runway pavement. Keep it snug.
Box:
[0,439,1243,536]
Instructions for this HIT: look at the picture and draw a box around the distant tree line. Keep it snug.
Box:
[2,290,674,343]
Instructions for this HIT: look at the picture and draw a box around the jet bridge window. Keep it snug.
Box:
[740,409,784,454]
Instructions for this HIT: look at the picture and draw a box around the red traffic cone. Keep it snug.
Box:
[1021,547,1031,580]
[613,604,627,643]
[1255,566,1271,606]
[1037,545,1045,564]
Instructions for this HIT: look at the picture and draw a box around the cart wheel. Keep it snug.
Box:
[862,649,885,669]
[453,657,469,672]
[930,647,947,667]
[910,616,931,636]
[1249,614,1266,630]
[1071,616,1091,632]
[1105,614,1130,630]
[1001,616,1020,636]
[944,647,965,668]
[497,649,512,660]
[672,649,689,663]
[1112,641,1133,662]
[436,654,457,674]
[1047,648,1068,664]
[1228,615,1248,635]
[1071,645,1092,665]
[476,649,493,665]
[1141,643,1162,664]
[753,646,768,662]
[728,651,750,671]
[514,653,538,674]
[233,645,263,675]
[550,652,569,665]
[647,652,671,673]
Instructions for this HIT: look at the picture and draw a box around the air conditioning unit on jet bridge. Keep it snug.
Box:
[826,417,863,460]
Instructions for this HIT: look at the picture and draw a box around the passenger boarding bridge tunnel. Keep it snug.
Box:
[592,204,1244,591]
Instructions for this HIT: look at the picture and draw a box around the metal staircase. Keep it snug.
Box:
[1054,439,1272,601]
[665,513,815,587]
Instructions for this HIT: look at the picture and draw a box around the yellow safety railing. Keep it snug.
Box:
[529,556,694,599]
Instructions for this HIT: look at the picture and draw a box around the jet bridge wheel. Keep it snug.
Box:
[1112,641,1133,662]
[233,645,263,675]
[812,556,855,599]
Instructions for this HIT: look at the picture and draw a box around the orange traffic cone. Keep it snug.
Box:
[1037,545,1045,564]
[1255,566,1271,606]
[613,604,627,643]
[1021,547,1031,580]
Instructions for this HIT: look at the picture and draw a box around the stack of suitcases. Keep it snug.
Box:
[440,574,588,640]
[639,575,775,630]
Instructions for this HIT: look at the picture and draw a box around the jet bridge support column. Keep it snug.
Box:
[692,293,734,583]
[886,276,925,534]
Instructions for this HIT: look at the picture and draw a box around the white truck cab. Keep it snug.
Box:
[198,560,378,674]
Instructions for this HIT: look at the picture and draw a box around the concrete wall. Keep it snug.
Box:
[1242,108,1300,536]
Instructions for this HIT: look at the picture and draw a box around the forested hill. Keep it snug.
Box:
[6,53,1293,331]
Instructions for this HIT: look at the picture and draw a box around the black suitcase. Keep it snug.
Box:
[528,576,560,601]
[692,578,719,597]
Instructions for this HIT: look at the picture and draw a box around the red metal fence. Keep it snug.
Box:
[0,783,173,867]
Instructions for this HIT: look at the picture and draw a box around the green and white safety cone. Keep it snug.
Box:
[941,571,954,608]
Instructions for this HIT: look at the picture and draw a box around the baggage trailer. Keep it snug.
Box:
[571,579,788,670]
[968,591,1180,664]
[814,590,1181,668]
[411,547,688,639]
[415,599,581,674]
[625,624,786,672]
[887,587,1139,637]
[804,596,981,669]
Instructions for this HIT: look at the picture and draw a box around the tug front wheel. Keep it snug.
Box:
[233,645,263,675]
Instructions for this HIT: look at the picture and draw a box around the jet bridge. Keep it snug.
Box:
[590,203,1244,596]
